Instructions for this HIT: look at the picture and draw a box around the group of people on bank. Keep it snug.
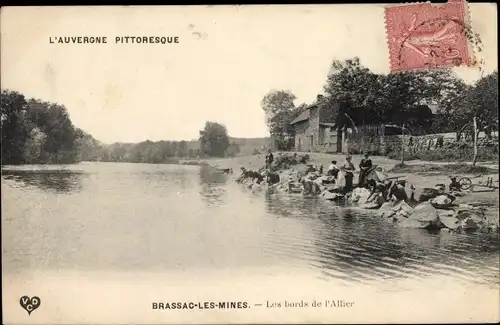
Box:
[237,150,412,206]
[325,152,373,192]
[325,152,411,205]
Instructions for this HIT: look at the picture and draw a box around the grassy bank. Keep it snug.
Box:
[389,163,498,175]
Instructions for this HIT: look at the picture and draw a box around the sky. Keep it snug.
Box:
[1,4,497,144]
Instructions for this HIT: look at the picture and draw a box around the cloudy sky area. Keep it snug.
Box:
[1,4,497,144]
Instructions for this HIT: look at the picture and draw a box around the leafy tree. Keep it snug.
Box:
[323,57,379,128]
[469,71,498,134]
[24,99,79,163]
[1,90,30,164]
[109,144,127,162]
[260,90,297,150]
[74,128,103,161]
[457,71,498,164]
[187,148,199,158]
[199,121,230,157]
[23,127,47,164]
[177,140,188,157]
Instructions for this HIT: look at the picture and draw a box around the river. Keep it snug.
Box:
[2,162,499,323]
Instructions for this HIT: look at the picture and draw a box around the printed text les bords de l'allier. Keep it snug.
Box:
[152,300,355,310]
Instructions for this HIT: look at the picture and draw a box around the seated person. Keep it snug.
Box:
[327,160,340,178]
[449,176,462,192]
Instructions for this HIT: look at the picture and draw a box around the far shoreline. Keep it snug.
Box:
[2,152,499,170]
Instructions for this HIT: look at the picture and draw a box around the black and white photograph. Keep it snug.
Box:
[1,3,499,324]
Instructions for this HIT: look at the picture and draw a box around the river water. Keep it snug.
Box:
[2,162,499,323]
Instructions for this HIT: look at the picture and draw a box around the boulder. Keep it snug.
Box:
[458,203,477,210]
[455,208,486,231]
[349,187,372,205]
[459,218,483,231]
[439,216,461,230]
[324,184,342,192]
[395,201,414,219]
[435,184,447,192]
[455,208,486,221]
[360,202,381,210]
[399,201,440,229]
[398,218,434,228]
[322,191,343,201]
[377,202,397,218]
[437,209,456,218]
[429,194,456,209]
[418,188,441,202]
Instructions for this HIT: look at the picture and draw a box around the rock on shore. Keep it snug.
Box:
[235,153,499,234]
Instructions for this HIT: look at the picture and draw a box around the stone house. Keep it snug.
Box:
[290,96,407,154]
[290,96,346,153]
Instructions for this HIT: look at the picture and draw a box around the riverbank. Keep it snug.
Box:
[202,152,500,234]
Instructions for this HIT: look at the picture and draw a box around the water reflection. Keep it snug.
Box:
[139,165,192,189]
[264,194,500,286]
[1,169,84,194]
[198,166,229,207]
[1,163,499,289]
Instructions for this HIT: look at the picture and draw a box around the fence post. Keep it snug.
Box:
[400,123,405,165]
[472,116,478,166]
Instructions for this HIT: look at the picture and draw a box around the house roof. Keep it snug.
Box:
[290,109,310,125]
[319,122,336,128]
[290,102,319,125]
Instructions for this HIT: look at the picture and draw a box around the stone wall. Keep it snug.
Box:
[294,106,322,152]
[309,106,320,147]
[345,125,385,154]
[384,132,499,155]
[346,127,499,156]
[294,120,310,151]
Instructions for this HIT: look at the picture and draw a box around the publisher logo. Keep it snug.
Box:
[20,296,41,315]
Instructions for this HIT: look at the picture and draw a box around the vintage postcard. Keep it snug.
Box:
[1,3,499,324]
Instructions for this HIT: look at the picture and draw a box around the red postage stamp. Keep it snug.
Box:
[385,0,473,73]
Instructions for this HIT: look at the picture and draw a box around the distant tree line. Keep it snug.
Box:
[261,57,498,150]
[1,89,240,165]
[96,131,240,164]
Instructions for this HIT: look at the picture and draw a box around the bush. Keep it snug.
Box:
[273,153,310,169]
[386,150,419,161]
[389,163,496,174]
